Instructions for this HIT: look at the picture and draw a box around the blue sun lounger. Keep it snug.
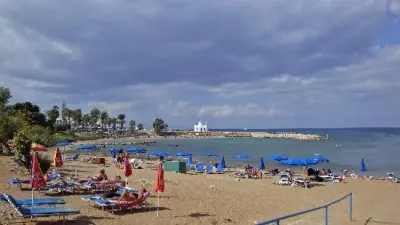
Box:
[3,194,79,224]
[195,163,204,173]
[0,194,65,207]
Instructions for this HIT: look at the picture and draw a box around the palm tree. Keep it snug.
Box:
[117,114,126,130]
[100,110,109,129]
[111,117,118,130]
[71,109,82,128]
[129,120,136,133]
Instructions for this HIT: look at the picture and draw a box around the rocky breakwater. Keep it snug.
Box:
[217,132,328,141]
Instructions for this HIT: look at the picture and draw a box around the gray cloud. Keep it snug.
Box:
[0,0,399,128]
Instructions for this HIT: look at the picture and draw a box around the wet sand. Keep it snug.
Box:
[0,153,399,225]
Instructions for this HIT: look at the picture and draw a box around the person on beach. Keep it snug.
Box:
[114,188,148,201]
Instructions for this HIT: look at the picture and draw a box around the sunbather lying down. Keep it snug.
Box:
[78,169,109,183]
[103,188,147,201]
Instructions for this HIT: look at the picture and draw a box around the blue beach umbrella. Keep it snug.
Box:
[259,156,265,170]
[76,144,98,150]
[313,156,329,163]
[204,153,220,157]
[268,155,288,161]
[55,141,72,147]
[233,154,251,159]
[126,146,147,154]
[280,159,313,166]
[175,152,192,157]
[220,156,226,168]
[361,158,367,172]
[108,148,117,159]
[151,151,171,157]
[187,154,193,167]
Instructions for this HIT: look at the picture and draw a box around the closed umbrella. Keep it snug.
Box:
[259,156,265,170]
[53,148,63,169]
[31,153,47,216]
[154,162,165,218]
[220,156,226,168]
[187,154,193,167]
[361,158,367,172]
[124,154,133,187]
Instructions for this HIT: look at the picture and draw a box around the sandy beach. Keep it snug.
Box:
[1,152,399,225]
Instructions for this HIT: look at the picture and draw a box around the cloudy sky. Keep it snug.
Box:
[1,0,400,129]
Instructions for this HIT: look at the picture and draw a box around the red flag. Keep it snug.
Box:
[123,154,132,177]
[31,154,46,190]
[54,148,63,167]
[154,162,165,192]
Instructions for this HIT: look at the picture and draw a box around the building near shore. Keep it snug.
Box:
[194,121,208,132]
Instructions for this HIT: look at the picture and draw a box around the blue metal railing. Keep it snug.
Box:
[256,192,353,225]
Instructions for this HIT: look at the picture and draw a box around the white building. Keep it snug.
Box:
[194,121,208,132]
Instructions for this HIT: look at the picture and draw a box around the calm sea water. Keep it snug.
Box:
[72,128,400,176]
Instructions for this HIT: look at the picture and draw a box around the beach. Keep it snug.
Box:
[1,152,400,225]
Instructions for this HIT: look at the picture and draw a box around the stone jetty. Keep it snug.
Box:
[215,131,327,140]
[173,131,328,141]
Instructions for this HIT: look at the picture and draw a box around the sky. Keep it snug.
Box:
[0,0,400,129]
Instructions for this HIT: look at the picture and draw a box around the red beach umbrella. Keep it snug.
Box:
[154,162,165,193]
[31,153,47,190]
[154,162,165,218]
[31,143,46,152]
[54,148,63,168]
[123,154,132,186]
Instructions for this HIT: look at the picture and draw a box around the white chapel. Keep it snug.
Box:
[193,121,208,132]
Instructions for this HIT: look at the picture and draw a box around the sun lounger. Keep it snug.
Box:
[277,172,291,185]
[81,187,137,205]
[3,194,79,224]
[0,194,65,207]
[291,177,311,188]
[195,163,205,173]
[205,165,214,174]
[94,192,150,213]
[8,178,30,189]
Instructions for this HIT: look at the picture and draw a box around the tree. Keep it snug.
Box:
[46,105,60,128]
[71,109,82,128]
[137,123,144,131]
[89,108,101,126]
[111,117,118,130]
[117,114,126,130]
[0,111,27,151]
[0,87,11,107]
[129,120,136,132]
[82,113,90,127]
[64,108,73,128]
[6,102,47,127]
[100,110,109,129]
[61,100,67,125]
[153,118,168,134]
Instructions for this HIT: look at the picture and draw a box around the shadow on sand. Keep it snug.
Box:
[365,217,400,225]
[33,215,111,225]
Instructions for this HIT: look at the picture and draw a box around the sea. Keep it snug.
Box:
[71,128,400,176]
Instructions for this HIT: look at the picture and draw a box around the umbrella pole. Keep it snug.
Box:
[156,191,160,218]
[125,177,128,187]
[31,188,34,219]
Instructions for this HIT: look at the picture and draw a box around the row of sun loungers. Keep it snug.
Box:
[0,194,78,225]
